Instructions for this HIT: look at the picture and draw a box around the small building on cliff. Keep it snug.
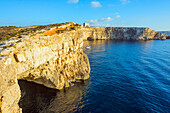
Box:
[83,23,90,27]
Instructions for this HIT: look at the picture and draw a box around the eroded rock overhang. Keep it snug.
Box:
[0,26,167,113]
[0,29,90,113]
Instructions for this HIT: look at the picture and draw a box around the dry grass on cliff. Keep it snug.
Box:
[0,22,74,41]
[41,24,81,36]
[43,28,66,36]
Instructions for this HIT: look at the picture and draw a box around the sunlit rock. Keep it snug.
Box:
[0,24,167,113]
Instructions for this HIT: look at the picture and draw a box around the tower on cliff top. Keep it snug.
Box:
[83,23,90,27]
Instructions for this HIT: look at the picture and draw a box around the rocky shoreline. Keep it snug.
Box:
[82,27,167,41]
[0,28,90,113]
[0,23,168,113]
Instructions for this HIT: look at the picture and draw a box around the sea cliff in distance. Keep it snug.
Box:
[0,22,168,42]
[159,31,170,39]
[0,22,169,113]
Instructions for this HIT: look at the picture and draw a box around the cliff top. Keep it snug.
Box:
[0,22,168,58]
[0,22,79,41]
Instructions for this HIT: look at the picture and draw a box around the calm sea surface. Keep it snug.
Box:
[19,40,170,113]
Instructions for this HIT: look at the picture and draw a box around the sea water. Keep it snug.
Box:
[19,40,170,113]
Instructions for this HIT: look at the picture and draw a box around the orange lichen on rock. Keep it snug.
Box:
[42,24,75,36]
[43,28,66,36]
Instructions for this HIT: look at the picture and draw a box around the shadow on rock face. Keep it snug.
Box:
[18,79,90,113]
[87,37,94,41]
[18,80,57,113]
[167,36,170,39]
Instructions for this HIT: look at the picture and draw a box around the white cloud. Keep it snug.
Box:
[67,0,79,3]
[120,0,130,4]
[91,1,102,8]
[116,15,121,18]
[88,19,98,23]
[99,17,113,22]
[87,19,99,26]
[87,17,114,26]
[115,13,121,18]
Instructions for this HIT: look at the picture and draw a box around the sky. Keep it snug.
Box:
[0,0,170,31]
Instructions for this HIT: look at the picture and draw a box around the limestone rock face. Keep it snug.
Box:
[0,26,167,113]
[0,30,90,113]
[81,27,167,40]
[18,51,90,89]
[0,56,22,113]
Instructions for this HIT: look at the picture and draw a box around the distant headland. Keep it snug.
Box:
[0,22,168,113]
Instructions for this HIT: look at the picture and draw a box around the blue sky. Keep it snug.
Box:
[0,0,169,31]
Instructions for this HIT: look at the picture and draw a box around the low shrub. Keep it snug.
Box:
[0,35,11,41]
[56,30,64,34]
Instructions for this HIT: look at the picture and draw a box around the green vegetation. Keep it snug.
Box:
[0,35,11,41]
[71,24,81,30]
[30,34,36,37]
[0,22,78,41]
[56,30,65,34]
[3,44,16,49]
[0,26,17,28]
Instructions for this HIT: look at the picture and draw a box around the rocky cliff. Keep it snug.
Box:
[0,29,90,113]
[82,27,167,40]
[0,24,167,113]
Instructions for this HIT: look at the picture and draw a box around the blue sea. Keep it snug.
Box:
[19,40,170,113]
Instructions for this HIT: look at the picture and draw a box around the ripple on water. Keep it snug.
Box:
[19,40,170,113]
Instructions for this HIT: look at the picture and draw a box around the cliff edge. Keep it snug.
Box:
[82,27,167,40]
[0,28,90,113]
[0,23,167,113]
